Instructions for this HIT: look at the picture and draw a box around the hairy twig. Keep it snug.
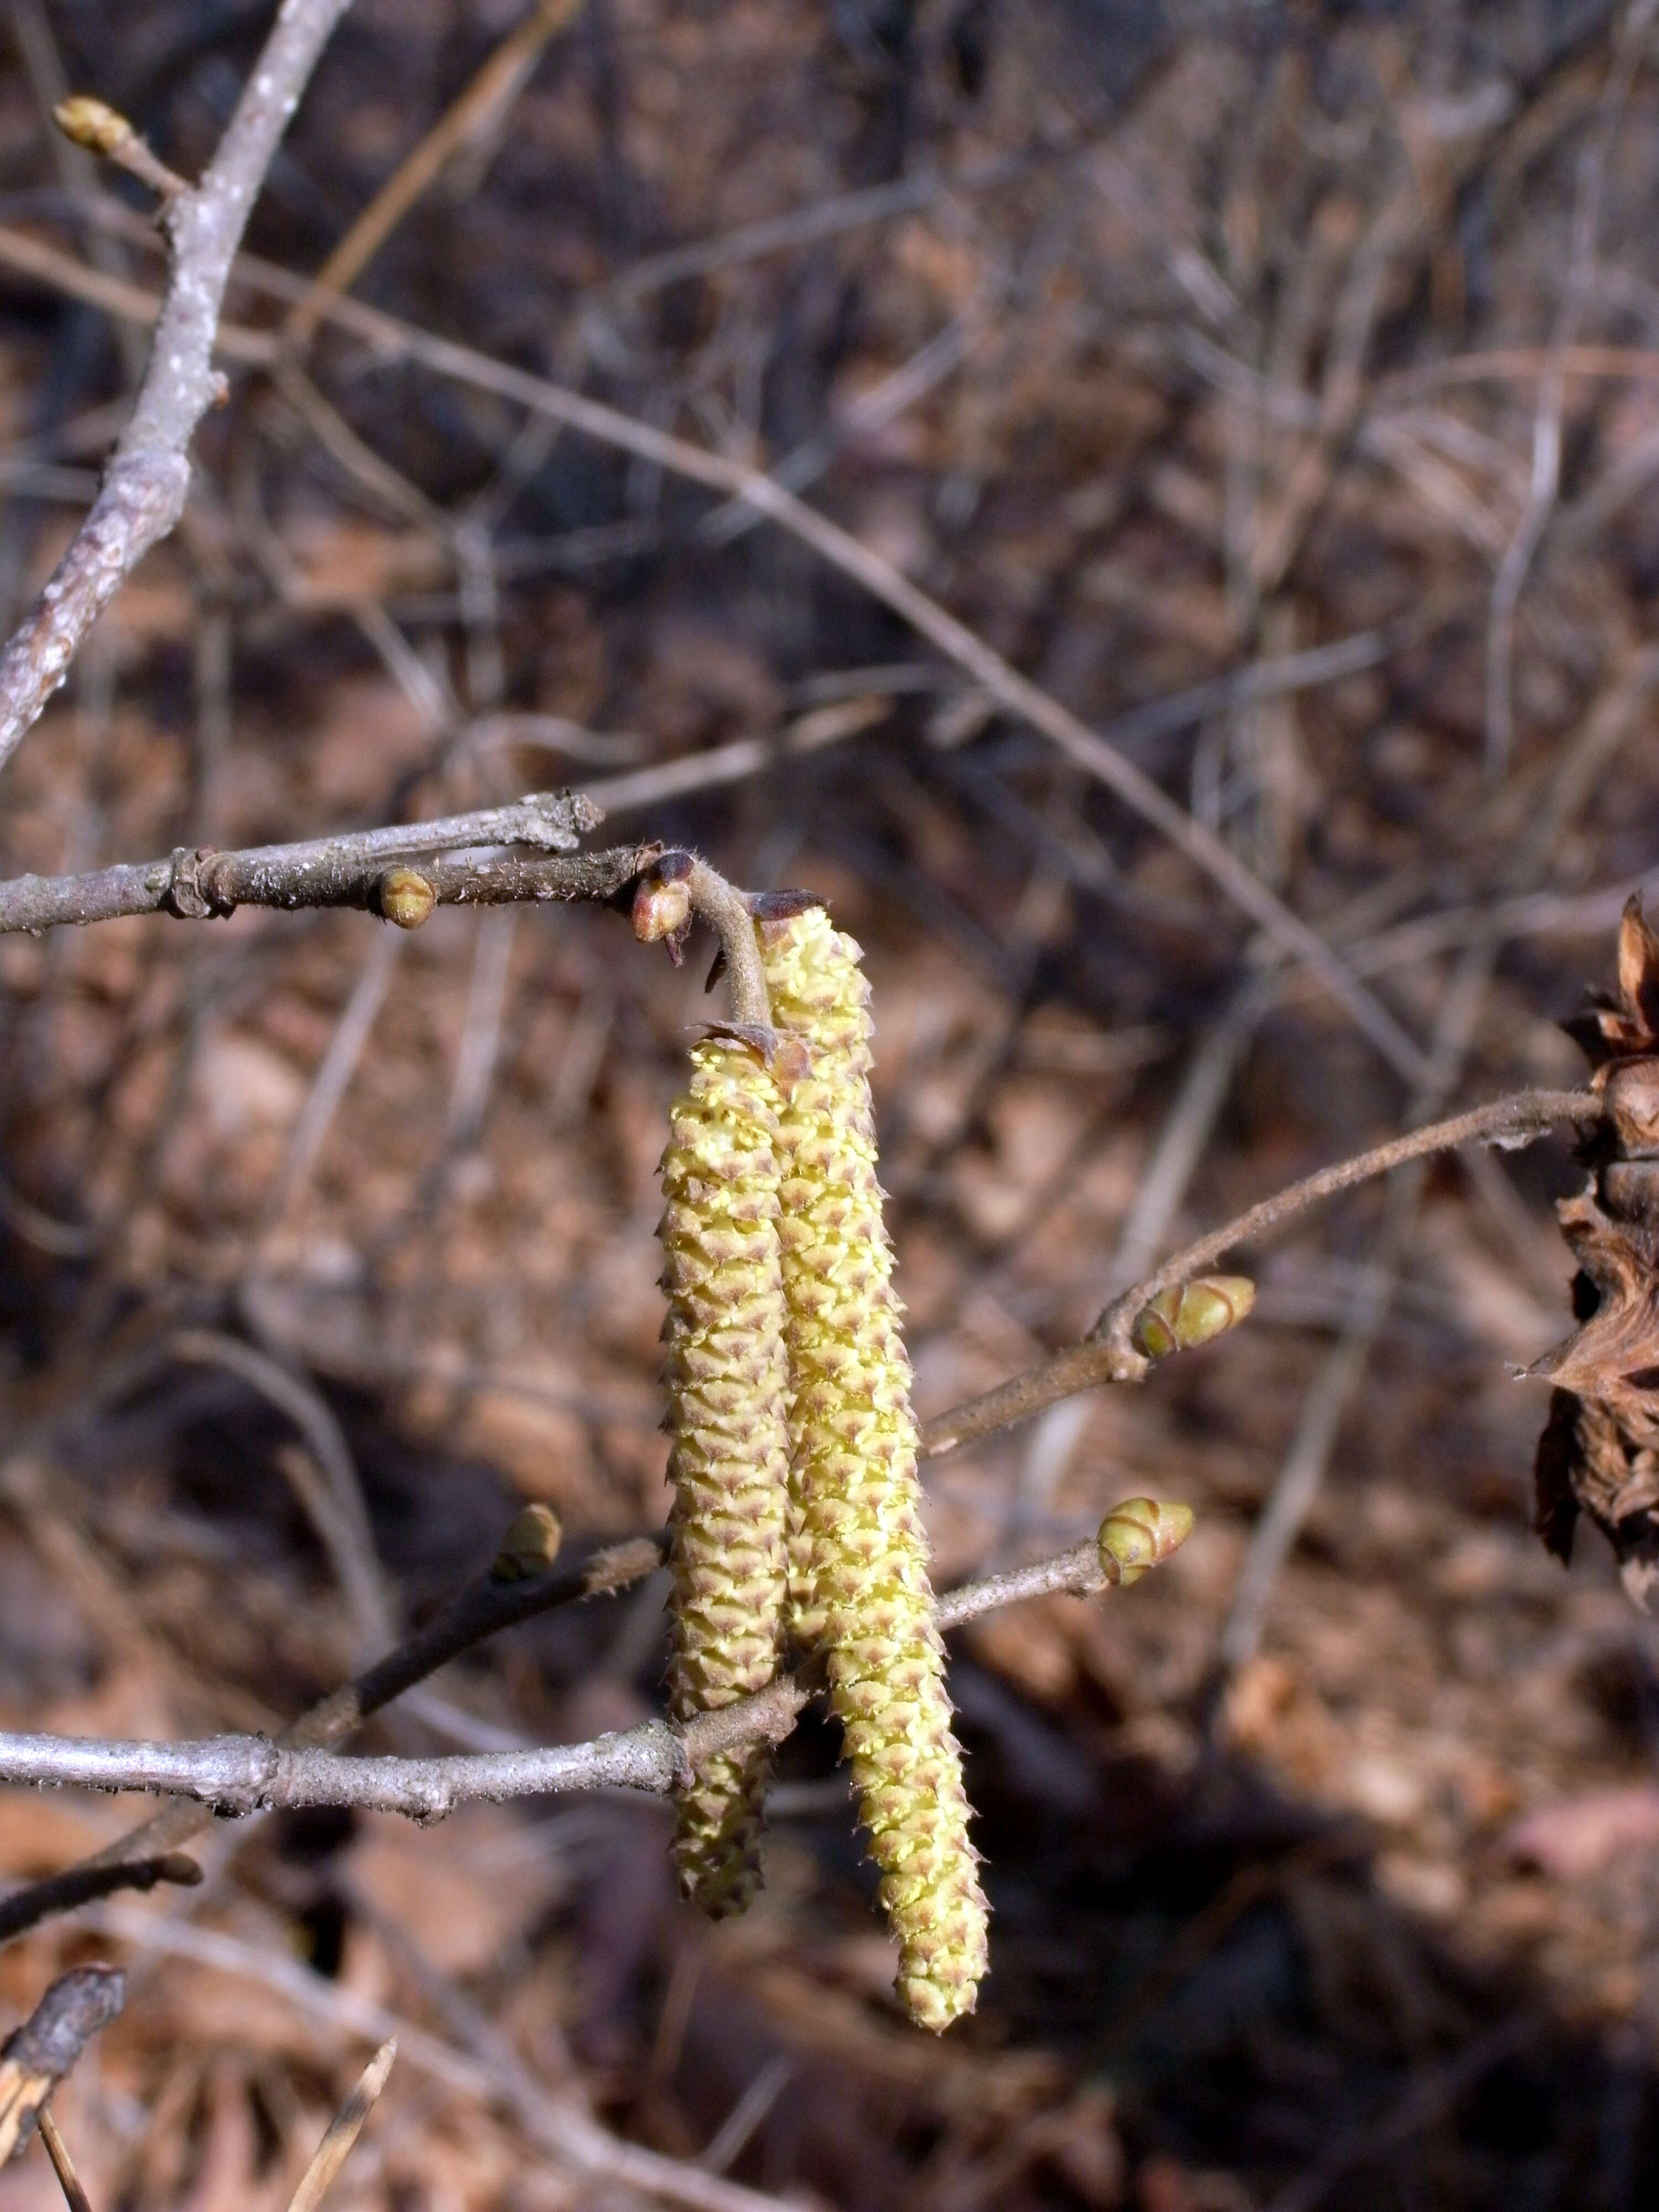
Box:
[0,1522,1168,1818]
[0,0,356,774]
[922,1088,1604,1455]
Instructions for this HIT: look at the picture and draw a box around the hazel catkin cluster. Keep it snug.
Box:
[652,889,1212,2027]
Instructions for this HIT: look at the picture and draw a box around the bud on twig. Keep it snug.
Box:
[54,95,186,199]
[632,853,693,944]
[1098,1498,1194,1585]
[53,95,132,156]
[490,1503,564,1582]
[377,866,436,930]
[1130,1276,1255,1360]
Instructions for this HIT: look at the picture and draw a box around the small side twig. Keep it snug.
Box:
[922,1087,1604,1455]
[0,1854,201,1943]
[286,2038,397,2212]
[36,2110,92,2212]
[0,1968,125,2165]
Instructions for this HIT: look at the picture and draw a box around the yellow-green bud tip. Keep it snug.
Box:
[377,865,436,929]
[1131,1276,1255,1359]
[1099,1497,1194,1585]
[490,1502,564,1582]
[54,96,133,156]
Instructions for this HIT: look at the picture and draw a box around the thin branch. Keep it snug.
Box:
[0,217,275,363]
[921,1088,1603,1456]
[0,1532,664,1947]
[284,0,582,347]
[0,1854,200,1944]
[1483,0,1658,778]
[286,2038,397,2212]
[0,0,357,775]
[87,1908,795,2212]
[168,1328,392,1659]
[0,790,617,933]
[1,196,1431,1084]
[0,1525,1164,1818]
[36,2110,92,2212]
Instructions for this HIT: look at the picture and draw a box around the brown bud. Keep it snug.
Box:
[377,866,435,930]
[1604,1060,1659,1157]
[632,873,692,944]
[1131,1276,1255,1359]
[53,95,133,156]
[490,1503,564,1582]
[1098,1498,1194,1585]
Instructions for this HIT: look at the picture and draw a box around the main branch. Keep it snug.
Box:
[0,1522,1164,1819]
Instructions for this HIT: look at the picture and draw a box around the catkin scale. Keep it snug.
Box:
[658,1035,791,1917]
[764,907,990,2031]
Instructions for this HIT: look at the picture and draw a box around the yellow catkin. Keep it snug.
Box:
[764,906,989,2031]
[658,1033,791,1917]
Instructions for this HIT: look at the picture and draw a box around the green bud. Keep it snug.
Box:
[377,866,436,930]
[1131,1276,1255,1359]
[1098,1497,1195,1585]
[54,95,132,157]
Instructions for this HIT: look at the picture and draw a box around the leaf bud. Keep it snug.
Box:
[1131,1276,1255,1359]
[490,1503,564,1582]
[633,872,692,945]
[377,866,436,930]
[1098,1497,1194,1585]
[1603,1059,1659,1158]
[53,96,133,156]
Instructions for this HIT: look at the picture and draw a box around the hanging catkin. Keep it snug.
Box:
[763,905,990,2031]
[658,1031,791,1917]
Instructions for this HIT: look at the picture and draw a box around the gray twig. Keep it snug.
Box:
[0,0,357,774]
[0,1531,1145,1818]
[27,196,1430,1083]
[0,791,620,934]
[922,1087,1604,1456]
[0,1532,665,1947]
